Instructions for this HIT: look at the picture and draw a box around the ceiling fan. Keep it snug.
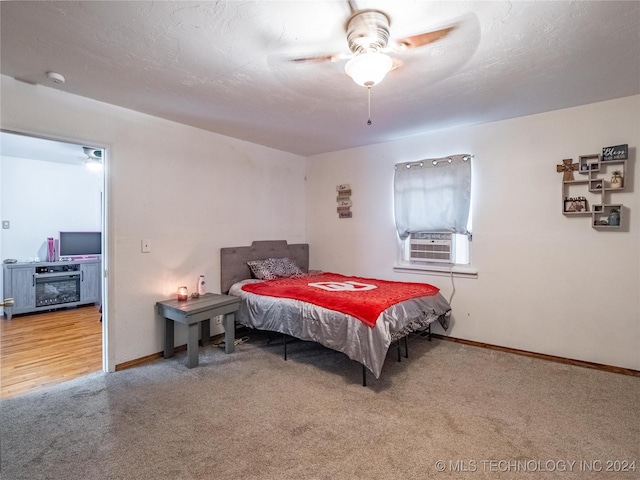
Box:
[288,1,457,89]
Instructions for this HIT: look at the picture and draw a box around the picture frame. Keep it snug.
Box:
[564,198,588,213]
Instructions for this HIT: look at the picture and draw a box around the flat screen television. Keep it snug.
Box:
[58,231,102,260]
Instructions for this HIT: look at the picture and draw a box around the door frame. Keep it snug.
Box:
[0,127,113,372]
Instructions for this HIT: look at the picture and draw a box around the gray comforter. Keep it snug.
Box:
[229,279,451,378]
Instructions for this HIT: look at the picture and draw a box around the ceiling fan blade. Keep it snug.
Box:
[390,57,403,71]
[289,52,351,64]
[393,25,456,51]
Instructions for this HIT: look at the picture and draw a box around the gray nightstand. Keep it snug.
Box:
[156,293,240,368]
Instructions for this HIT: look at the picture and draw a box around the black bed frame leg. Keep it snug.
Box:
[362,365,367,387]
[397,339,402,362]
[404,335,409,358]
[283,333,287,361]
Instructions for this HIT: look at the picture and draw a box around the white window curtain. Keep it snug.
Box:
[394,154,472,241]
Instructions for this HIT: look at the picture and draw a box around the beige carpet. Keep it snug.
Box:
[1,331,638,480]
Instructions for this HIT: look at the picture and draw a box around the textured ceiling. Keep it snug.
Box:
[1,1,639,156]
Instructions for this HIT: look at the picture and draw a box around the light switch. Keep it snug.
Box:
[2,220,9,229]
[141,239,151,253]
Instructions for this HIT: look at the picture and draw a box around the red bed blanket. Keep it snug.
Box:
[241,272,440,327]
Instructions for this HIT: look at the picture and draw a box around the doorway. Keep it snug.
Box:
[0,130,109,397]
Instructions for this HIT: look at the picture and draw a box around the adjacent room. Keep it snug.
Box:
[0,132,104,398]
[1,1,638,479]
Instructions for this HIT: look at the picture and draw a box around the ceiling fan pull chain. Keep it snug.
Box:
[367,86,372,126]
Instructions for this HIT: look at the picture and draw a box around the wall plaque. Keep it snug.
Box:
[336,183,352,218]
[602,144,628,161]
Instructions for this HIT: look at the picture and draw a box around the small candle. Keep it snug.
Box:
[177,286,188,301]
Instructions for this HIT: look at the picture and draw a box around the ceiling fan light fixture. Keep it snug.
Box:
[344,52,393,87]
[83,146,102,159]
[83,146,103,171]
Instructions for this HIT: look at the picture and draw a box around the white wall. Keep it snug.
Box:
[1,75,307,369]
[0,155,102,261]
[306,95,640,371]
[3,73,637,373]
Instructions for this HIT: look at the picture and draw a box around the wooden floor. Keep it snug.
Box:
[0,304,102,399]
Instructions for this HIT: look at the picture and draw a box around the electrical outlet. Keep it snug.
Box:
[2,221,10,229]
[141,239,151,253]
[214,316,222,325]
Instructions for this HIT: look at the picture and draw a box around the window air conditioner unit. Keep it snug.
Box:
[408,232,453,264]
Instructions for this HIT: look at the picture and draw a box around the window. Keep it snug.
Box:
[394,154,472,269]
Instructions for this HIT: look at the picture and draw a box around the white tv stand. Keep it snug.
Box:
[2,259,101,320]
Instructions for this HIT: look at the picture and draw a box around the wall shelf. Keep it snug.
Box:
[561,153,630,230]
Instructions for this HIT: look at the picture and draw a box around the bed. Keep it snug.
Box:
[221,240,451,385]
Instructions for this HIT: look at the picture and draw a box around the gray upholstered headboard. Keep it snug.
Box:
[220,240,309,294]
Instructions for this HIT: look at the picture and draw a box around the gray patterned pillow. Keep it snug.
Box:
[247,259,278,280]
[247,257,303,280]
[274,257,304,277]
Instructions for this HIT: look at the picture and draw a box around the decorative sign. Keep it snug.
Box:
[602,144,628,161]
[336,183,352,218]
[563,196,588,213]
